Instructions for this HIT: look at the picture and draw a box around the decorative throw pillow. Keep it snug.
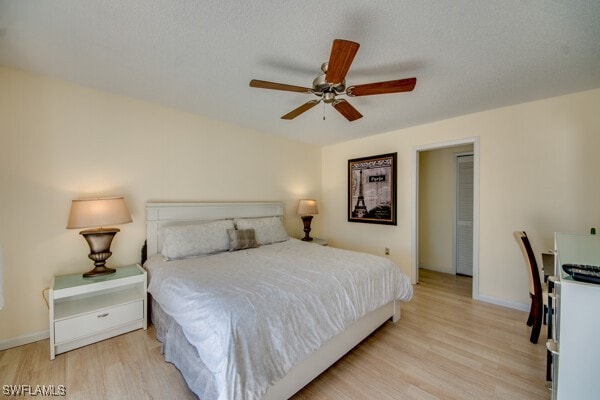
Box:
[233,216,289,246]
[160,219,235,259]
[227,229,258,251]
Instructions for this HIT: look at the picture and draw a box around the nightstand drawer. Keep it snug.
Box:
[54,300,143,343]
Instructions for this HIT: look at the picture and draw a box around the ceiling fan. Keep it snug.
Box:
[249,39,417,122]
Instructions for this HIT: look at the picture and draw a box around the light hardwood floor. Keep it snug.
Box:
[0,269,550,399]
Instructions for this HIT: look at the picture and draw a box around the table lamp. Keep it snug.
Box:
[297,199,319,241]
[67,197,132,277]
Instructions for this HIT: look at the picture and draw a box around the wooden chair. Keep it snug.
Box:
[514,231,548,344]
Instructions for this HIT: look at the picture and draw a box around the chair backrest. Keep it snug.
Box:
[514,231,543,297]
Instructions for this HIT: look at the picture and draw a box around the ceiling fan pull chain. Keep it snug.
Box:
[323,101,326,120]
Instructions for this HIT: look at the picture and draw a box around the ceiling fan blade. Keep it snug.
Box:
[347,77,417,97]
[332,99,363,121]
[326,39,360,84]
[250,79,312,94]
[281,100,320,120]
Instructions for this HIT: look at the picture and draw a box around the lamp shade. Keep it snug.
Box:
[297,199,319,215]
[66,197,132,229]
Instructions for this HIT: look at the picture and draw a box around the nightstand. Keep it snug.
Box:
[310,237,329,246]
[48,264,147,359]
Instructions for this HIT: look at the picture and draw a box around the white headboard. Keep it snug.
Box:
[145,202,285,257]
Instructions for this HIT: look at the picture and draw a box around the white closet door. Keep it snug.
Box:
[456,154,474,276]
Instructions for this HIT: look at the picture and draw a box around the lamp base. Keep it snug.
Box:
[301,215,314,241]
[83,265,116,278]
[80,228,119,278]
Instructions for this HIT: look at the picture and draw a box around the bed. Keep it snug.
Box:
[144,202,413,400]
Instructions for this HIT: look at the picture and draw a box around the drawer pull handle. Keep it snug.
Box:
[97,313,109,318]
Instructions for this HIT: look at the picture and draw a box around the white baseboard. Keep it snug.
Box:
[0,329,49,351]
[476,294,529,312]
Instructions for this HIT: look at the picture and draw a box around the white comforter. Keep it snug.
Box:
[146,238,413,400]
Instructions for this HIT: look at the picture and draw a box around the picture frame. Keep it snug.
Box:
[348,152,397,225]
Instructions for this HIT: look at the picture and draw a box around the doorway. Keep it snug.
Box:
[412,137,480,300]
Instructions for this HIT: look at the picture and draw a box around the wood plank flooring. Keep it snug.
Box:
[0,269,550,399]
[293,269,549,400]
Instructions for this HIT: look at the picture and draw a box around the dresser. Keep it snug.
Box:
[548,233,600,399]
[48,264,147,359]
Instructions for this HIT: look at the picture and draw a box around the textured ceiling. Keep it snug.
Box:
[1,1,599,145]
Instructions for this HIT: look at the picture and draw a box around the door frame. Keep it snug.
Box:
[453,151,474,276]
[411,137,480,300]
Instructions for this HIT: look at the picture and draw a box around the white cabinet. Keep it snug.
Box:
[550,233,600,400]
[49,264,147,359]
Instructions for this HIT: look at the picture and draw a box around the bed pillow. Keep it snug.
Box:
[234,216,289,245]
[161,219,235,259]
[227,228,259,251]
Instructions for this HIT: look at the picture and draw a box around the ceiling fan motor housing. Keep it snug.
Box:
[312,73,346,100]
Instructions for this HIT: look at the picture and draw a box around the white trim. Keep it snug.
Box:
[411,150,420,285]
[473,138,480,300]
[477,295,529,312]
[0,329,49,351]
[412,137,480,300]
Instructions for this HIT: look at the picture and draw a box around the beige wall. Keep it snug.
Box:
[322,88,600,308]
[2,63,599,342]
[0,67,322,342]
[419,144,473,274]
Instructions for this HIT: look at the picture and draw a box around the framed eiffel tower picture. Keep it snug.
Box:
[348,153,397,225]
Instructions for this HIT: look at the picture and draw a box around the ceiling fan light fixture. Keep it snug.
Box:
[323,92,336,104]
[312,74,346,94]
